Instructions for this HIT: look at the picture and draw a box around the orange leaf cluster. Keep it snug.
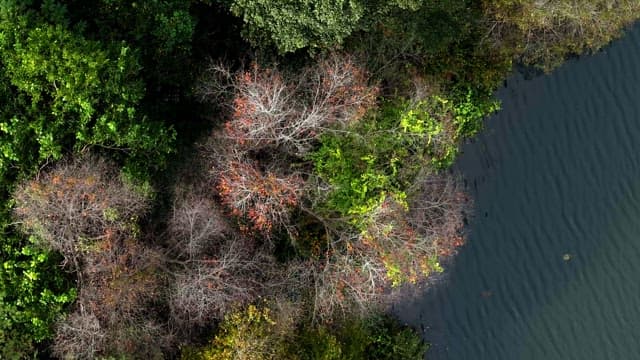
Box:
[216,160,302,235]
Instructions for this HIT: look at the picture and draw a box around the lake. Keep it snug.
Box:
[395,23,640,360]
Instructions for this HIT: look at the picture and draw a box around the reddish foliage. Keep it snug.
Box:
[211,53,378,156]
[14,157,172,359]
[216,159,302,235]
[13,156,149,269]
[81,236,163,323]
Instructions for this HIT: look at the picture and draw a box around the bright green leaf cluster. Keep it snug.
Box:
[182,305,281,360]
[0,228,76,359]
[310,120,406,229]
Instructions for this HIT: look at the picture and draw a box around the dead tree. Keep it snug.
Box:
[198,53,378,156]
[13,155,150,270]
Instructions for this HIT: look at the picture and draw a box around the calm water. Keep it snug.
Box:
[395,24,640,359]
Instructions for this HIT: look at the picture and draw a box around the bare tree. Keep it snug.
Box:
[52,311,106,360]
[13,155,150,270]
[169,235,273,327]
[168,182,230,259]
[407,170,468,257]
[103,318,171,358]
[216,157,303,237]
[81,236,164,322]
[198,53,378,156]
[52,238,170,358]
[51,233,170,359]
[13,155,174,358]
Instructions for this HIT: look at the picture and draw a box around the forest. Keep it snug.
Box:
[0,0,638,359]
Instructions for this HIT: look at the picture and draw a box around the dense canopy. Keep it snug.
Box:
[0,0,637,358]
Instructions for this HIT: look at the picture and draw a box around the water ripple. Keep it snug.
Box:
[395,23,640,360]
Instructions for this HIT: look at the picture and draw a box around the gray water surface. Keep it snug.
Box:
[396,23,640,360]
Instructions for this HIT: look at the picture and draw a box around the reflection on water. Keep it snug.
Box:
[394,23,640,360]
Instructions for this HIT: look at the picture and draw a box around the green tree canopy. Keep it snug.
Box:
[227,0,423,53]
[0,1,175,187]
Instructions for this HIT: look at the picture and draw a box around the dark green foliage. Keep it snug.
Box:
[345,0,512,97]
[288,316,427,360]
[363,316,427,360]
[0,2,175,185]
[226,0,423,53]
[182,308,426,360]
[290,326,343,360]
[63,0,196,88]
[483,0,640,71]
[230,0,365,54]
[61,0,215,154]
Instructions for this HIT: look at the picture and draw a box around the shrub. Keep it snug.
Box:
[483,0,640,70]
[182,308,428,360]
[362,316,427,360]
[217,314,429,360]
[289,316,426,360]
[181,304,293,360]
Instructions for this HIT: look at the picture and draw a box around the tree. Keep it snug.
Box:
[52,311,105,360]
[304,72,469,321]
[216,157,303,236]
[226,0,423,53]
[14,155,169,358]
[482,0,640,70]
[169,235,274,328]
[168,183,230,260]
[198,53,377,238]
[166,174,280,333]
[13,156,150,270]
[180,304,295,360]
[199,53,377,156]
[57,236,169,359]
[0,1,175,186]
[182,309,427,360]
[52,236,169,360]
